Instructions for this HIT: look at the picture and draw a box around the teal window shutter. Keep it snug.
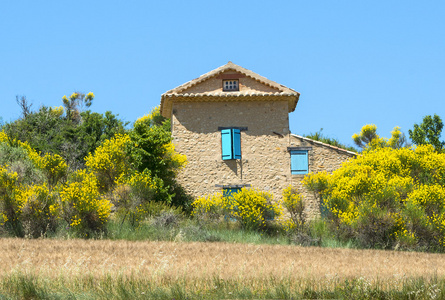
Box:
[232,129,241,159]
[291,150,308,174]
[221,128,242,160]
[221,129,233,160]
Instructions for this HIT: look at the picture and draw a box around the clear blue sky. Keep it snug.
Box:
[1,1,444,148]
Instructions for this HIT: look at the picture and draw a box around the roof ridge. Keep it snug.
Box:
[290,134,357,156]
[162,62,299,96]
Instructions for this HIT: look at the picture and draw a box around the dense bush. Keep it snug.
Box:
[111,170,170,227]
[85,133,132,192]
[59,170,112,236]
[304,144,445,250]
[15,183,59,238]
[281,186,306,232]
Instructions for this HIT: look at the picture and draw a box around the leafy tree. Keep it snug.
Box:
[352,124,408,150]
[3,93,127,170]
[129,107,190,209]
[409,114,445,153]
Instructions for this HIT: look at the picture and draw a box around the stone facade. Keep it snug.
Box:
[172,100,291,199]
[161,62,356,217]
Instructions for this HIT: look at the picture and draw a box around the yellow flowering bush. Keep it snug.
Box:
[191,193,225,223]
[50,106,64,118]
[85,133,132,192]
[192,188,281,231]
[0,167,20,233]
[14,183,59,237]
[281,186,305,231]
[225,188,282,230]
[40,153,68,188]
[60,170,112,236]
[304,145,445,250]
[112,170,169,227]
[0,131,7,143]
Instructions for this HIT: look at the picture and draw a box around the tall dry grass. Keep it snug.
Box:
[1,238,444,282]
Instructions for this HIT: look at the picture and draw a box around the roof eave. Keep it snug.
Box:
[161,93,300,118]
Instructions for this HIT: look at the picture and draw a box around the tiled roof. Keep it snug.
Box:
[291,134,357,156]
[160,62,300,117]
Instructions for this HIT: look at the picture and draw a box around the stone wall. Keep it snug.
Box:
[172,99,292,200]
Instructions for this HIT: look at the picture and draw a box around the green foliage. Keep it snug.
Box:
[3,93,127,170]
[409,114,445,152]
[130,107,186,183]
[352,124,409,151]
[304,128,357,152]
[129,107,189,208]
[304,145,445,250]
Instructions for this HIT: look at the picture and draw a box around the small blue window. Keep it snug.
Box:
[221,128,241,160]
[291,150,308,175]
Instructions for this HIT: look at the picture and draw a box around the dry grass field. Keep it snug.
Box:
[2,238,445,280]
[1,238,445,298]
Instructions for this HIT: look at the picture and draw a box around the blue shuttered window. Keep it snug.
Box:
[290,150,308,174]
[221,128,241,160]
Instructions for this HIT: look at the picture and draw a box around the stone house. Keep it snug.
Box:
[160,62,356,217]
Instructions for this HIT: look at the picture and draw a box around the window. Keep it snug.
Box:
[223,80,239,91]
[290,150,308,174]
[221,128,241,160]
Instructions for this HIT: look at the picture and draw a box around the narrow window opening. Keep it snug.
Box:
[223,80,239,91]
